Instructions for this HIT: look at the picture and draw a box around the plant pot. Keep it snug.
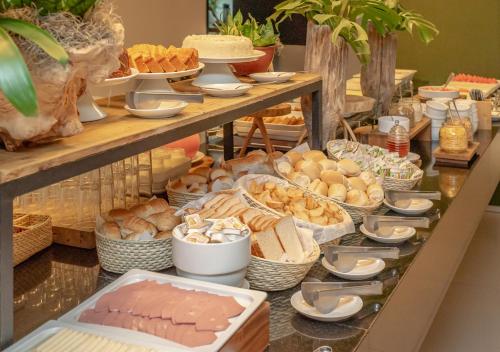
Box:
[360,24,398,116]
[231,45,276,76]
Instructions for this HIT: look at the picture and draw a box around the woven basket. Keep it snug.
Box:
[166,181,205,208]
[13,214,52,266]
[247,241,320,291]
[326,139,423,191]
[95,230,173,274]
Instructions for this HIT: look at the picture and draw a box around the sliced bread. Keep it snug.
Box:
[251,228,284,261]
[274,216,305,263]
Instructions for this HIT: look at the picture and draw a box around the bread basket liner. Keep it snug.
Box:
[174,189,322,291]
[235,174,355,245]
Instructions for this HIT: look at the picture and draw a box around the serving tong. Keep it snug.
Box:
[363,215,430,237]
[126,91,204,109]
[385,190,441,209]
[324,245,400,272]
[301,281,383,314]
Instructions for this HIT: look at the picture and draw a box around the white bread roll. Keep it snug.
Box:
[277,160,293,175]
[328,183,347,202]
[297,160,321,181]
[284,150,302,166]
[320,170,345,186]
[346,189,369,206]
[347,177,367,192]
[210,168,227,181]
[290,172,310,188]
[359,171,377,186]
[181,174,207,186]
[367,183,384,203]
[294,159,305,172]
[210,176,234,192]
[307,179,328,196]
[146,211,181,232]
[337,159,361,177]
[303,150,327,162]
[318,159,337,171]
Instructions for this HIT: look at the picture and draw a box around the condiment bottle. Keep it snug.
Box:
[386,120,410,157]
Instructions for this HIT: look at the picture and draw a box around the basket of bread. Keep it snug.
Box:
[235,174,355,244]
[95,198,181,273]
[178,190,320,291]
[327,139,423,191]
[273,145,385,224]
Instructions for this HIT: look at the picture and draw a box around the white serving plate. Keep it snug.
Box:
[383,198,433,215]
[418,86,460,99]
[321,257,385,281]
[199,50,265,64]
[136,63,205,80]
[4,320,180,352]
[59,269,267,352]
[249,72,296,83]
[290,291,363,322]
[125,101,188,119]
[200,83,252,97]
[360,224,416,244]
[96,68,139,87]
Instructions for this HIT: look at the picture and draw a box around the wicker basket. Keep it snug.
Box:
[13,214,52,266]
[326,139,423,191]
[166,181,205,208]
[95,230,173,274]
[246,241,320,291]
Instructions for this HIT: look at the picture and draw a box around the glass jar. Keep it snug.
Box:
[389,99,415,128]
[439,118,468,153]
[386,120,410,157]
[461,116,473,143]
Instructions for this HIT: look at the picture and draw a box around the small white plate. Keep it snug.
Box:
[98,68,139,87]
[249,72,296,83]
[125,101,187,119]
[290,291,363,322]
[321,257,385,280]
[383,199,433,215]
[360,224,416,244]
[135,63,205,80]
[200,83,252,97]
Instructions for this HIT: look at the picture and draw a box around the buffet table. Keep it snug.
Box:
[0,72,322,348]
[9,128,500,351]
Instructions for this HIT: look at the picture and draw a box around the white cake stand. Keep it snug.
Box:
[78,69,139,122]
[192,50,265,87]
[134,63,205,92]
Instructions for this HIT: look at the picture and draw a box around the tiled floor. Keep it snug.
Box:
[420,209,500,352]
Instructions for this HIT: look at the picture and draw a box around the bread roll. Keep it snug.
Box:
[130,203,154,219]
[294,159,305,172]
[284,151,302,166]
[169,179,188,193]
[320,170,345,186]
[277,160,292,175]
[108,208,133,223]
[122,216,158,236]
[146,211,181,231]
[290,172,310,188]
[359,171,377,186]
[210,176,234,192]
[328,183,347,202]
[147,198,170,214]
[101,221,121,240]
[210,168,227,181]
[318,159,337,171]
[156,231,173,239]
[337,159,361,177]
[308,179,328,196]
[346,189,369,206]
[181,174,207,186]
[303,150,327,162]
[348,177,367,192]
[190,166,211,179]
[367,183,384,203]
[297,160,321,181]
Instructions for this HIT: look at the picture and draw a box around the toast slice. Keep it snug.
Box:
[274,216,305,263]
[252,229,284,261]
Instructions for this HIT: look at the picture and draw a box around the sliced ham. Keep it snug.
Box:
[78,309,108,325]
[195,306,230,331]
[102,311,121,326]
[216,296,245,318]
[93,292,115,312]
[171,292,212,324]
[172,323,192,344]
[146,317,161,335]
[181,325,217,347]
[121,313,135,330]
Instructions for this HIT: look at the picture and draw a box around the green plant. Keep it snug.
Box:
[269,0,400,64]
[392,3,438,44]
[216,10,278,47]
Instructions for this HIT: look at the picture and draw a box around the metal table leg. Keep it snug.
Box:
[223,122,234,161]
[0,194,14,348]
[311,88,323,150]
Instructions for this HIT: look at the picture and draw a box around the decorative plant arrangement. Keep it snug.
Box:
[0,0,124,151]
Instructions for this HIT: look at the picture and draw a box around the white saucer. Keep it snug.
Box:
[199,50,265,64]
[249,72,296,83]
[290,291,363,322]
[383,199,433,215]
[321,257,385,280]
[360,224,416,244]
[135,63,205,80]
[200,83,252,97]
[125,101,187,119]
[98,68,139,87]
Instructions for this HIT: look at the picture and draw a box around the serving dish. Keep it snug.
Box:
[200,83,252,97]
[418,86,460,99]
[249,72,296,83]
[321,257,385,280]
[360,224,416,244]
[290,291,363,322]
[125,101,188,119]
[135,63,205,80]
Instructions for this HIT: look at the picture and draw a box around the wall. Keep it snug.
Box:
[396,0,500,86]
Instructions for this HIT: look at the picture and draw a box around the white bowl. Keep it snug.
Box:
[200,83,252,97]
[378,116,410,133]
[172,224,251,287]
[431,97,453,104]
[432,126,441,140]
[383,198,434,215]
[426,101,448,116]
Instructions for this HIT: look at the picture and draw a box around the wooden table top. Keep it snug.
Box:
[0,73,320,185]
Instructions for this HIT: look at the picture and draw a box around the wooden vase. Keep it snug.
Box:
[360,24,398,116]
[301,22,348,148]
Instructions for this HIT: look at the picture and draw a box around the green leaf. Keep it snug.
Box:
[0,26,38,117]
[0,18,69,65]
[313,13,335,24]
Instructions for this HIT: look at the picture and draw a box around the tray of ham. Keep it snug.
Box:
[58,269,267,352]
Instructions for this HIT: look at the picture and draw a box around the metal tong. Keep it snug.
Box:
[302,281,383,314]
[385,190,441,209]
[324,245,400,272]
[363,215,430,237]
[126,91,204,109]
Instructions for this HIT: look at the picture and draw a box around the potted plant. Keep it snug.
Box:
[270,0,399,146]
[360,0,438,115]
[217,10,279,75]
[0,0,124,151]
